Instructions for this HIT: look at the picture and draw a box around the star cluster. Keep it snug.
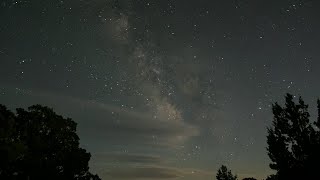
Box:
[1,0,319,179]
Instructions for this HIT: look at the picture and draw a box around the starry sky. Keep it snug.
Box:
[0,0,319,179]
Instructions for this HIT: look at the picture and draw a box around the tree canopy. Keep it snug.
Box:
[267,94,320,179]
[216,165,237,180]
[0,104,100,180]
[242,178,257,180]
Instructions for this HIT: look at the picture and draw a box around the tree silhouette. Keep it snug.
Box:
[265,174,278,180]
[216,165,237,180]
[267,94,320,179]
[0,104,101,180]
[242,178,257,180]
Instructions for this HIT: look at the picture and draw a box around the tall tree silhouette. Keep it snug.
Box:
[0,104,101,180]
[216,165,237,180]
[267,94,320,179]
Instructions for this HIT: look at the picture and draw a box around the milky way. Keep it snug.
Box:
[1,0,319,179]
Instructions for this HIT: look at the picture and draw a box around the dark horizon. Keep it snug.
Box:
[1,0,319,179]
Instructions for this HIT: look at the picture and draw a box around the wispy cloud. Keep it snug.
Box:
[100,165,214,180]
[104,166,182,179]
[21,89,199,149]
[93,153,164,164]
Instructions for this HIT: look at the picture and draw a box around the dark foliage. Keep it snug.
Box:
[265,174,278,180]
[0,104,101,180]
[266,94,320,179]
[216,165,237,180]
[242,178,257,180]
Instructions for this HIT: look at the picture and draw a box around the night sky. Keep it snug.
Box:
[0,0,319,179]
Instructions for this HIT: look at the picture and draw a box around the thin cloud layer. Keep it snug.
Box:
[93,153,164,164]
[99,164,214,180]
[22,89,199,149]
[104,166,182,179]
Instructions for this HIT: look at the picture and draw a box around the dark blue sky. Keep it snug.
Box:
[1,0,319,179]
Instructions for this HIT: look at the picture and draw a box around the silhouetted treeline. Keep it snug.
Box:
[216,165,237,180]
[2,93,320,180]
[0,104,100,180]
[216,94,320,180]
[266,94,320,179]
